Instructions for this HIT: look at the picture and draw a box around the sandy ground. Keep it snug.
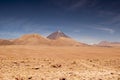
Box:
[0,45,120,80]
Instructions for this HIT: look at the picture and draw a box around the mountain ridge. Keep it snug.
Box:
[0,31,86,46]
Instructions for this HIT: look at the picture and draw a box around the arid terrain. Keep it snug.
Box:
[0,45,120,80]
[0,0,120,79]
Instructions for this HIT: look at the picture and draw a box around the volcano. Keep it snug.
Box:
[0,31,87,46]
[47,30,86,46]
[47,30,70,39]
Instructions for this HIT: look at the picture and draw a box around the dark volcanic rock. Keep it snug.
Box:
[47,30,70,39]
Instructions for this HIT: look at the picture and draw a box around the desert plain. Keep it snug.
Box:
[0,45,120,80]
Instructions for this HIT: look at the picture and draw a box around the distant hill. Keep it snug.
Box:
[98,41,120,47]
[0,39,13,45]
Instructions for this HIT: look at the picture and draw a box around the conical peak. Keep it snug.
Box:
[47,30,70,40]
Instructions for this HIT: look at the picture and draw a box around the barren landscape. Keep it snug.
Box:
[0,45,120,80]
[0,0,120,80]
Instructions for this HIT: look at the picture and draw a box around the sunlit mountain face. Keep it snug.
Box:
[0,0,120,44]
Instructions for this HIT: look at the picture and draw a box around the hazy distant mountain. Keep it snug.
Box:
[98,41,110,46]
[98,41,120,47]
[47,30,70,39]
[111,42,120,44]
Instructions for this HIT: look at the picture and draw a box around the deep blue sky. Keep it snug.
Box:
[0,0,120,44]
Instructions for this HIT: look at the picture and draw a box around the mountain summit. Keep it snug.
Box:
[46,30,86,46]
[47,30,70,39]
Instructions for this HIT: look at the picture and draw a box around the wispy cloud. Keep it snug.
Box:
[69,0,88,9]
[97,10,120,26]
[98,10,116,18]
[95,27,115,34]
[52,0,97,10]
[107,15,120,25]
[0,17,52,38]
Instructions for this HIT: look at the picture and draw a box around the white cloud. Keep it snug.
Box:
[95,27,115,34]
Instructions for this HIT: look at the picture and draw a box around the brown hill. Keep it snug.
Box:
[0,31,87,46]
[12,33,86,46]
[12,34,51,45]
[50,37,86,46]
[0,39,13,45]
